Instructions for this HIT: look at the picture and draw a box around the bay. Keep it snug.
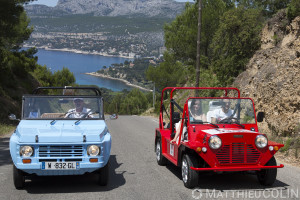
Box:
[34,49,133,91]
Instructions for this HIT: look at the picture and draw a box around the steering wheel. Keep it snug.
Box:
[81,111,93,118]
[64,111,73,118]
[218,117,238,124]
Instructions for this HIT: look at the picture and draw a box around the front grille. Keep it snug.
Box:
[38,145,84,157]
[216,143,260,165]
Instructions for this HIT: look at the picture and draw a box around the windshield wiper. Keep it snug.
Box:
[231,122,245,129]
[202,122,219,128]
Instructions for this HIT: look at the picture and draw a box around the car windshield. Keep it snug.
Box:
[188,98,256,124]
[22,96,103,120]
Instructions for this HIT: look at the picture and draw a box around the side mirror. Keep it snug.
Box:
[8,114,19,121]
[257,112,265,122]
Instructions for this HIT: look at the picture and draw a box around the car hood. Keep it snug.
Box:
[16,120,107,143]
[201,128,262,144]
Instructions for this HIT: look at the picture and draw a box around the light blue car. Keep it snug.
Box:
[9,87,112,189]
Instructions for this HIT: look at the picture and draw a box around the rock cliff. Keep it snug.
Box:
[233,11,300,137]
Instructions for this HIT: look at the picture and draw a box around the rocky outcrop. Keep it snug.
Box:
[25,0,185,18]
[233,13,300,136]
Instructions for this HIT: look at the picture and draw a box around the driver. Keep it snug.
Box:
[65,98,92,118]
[211,99,236,123]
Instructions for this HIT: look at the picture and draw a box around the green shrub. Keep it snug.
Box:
[287,0,300,21]
[280,138,292,152]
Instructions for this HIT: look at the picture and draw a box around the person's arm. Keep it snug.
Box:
[202,114,207,122]
[65,109,74,118]
[211,109,218,124]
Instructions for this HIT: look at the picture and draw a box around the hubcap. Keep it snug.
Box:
[156,142,161,161]
[182,158,188,183]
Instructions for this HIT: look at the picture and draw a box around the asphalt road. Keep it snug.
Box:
[0,115,299,200]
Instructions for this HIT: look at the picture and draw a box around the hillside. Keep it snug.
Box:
[25,0,185,18]
[233,11,300,162]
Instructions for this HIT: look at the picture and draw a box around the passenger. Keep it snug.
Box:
[65,98,92,118]
[211,99,236,123]
[189,99,206,122]
[171,99,205,143]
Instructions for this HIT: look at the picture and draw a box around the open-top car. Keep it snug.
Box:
[155,87,284,188]
[9,87,111,189]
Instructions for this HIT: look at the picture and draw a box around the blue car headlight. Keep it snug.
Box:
[20,146,34,157]
[87,145,100,156]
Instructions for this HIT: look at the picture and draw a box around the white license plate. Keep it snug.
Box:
[42,162,79,170]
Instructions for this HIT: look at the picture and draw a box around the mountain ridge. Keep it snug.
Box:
[25,0,186,18]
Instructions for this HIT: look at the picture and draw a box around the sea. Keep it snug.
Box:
[33,49,134,91]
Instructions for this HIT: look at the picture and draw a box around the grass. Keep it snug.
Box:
[280,138,292,152]
[0,124,16,136]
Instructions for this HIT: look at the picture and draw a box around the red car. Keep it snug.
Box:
[155,87,284,188]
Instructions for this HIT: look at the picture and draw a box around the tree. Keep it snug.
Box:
[164,0,228,67]
[52,67,76,86]
[0,0,34,80]
[210,7,264,85]
[287,0,300,20]
[146,52,187,91]
[236,0,292,16]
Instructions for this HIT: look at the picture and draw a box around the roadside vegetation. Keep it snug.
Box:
[0,0,75,124]
[0,124,16,137]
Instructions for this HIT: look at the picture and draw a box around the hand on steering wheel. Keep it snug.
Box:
[218,117,238,124]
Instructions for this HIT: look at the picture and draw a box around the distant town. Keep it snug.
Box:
[24,31,167,59]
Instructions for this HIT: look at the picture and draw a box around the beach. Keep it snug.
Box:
[23,45,134,59]
[85,72,153,92]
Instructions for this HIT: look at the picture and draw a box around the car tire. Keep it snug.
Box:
[181,154,199,189]
[13,165,25,189]
[257,156,277,186]
[156,138,167,166]
[97,161,109,186]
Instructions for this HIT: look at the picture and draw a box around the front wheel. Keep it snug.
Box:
[13,165,25,189]
[97,161,109,186]
[156,138,167,166]
[257,156,277,186]
[181,154,199,188]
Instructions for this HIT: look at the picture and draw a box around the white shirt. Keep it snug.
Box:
[212,109,236,122]
[66,107,92,118]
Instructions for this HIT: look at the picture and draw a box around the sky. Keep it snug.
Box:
[29,0,194,7]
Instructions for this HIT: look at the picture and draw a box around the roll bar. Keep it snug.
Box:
[159,87,241,129]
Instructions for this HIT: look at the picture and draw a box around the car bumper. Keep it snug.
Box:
[18,161,107,176]
[10,133,111,176]
[191,164,284,172]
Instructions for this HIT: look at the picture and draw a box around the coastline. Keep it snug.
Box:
[85,72,153,92]
[23,45,134,59]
